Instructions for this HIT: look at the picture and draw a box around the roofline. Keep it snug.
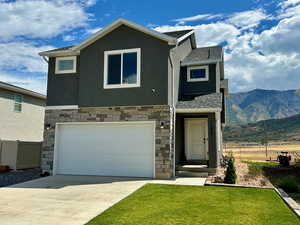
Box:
[181,59,222,66]
[72,18,177,51]
[176,108,222,113]
[177,30,195,43]
[39,18,187,57]
[39,50,79,57]
[0,82,46,100]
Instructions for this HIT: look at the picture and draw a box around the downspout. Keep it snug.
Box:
[169,42,178,178]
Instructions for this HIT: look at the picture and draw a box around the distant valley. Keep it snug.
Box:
[226,89,300,125]
[224,89,300,142]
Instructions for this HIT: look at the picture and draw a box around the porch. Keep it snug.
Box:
[175,113,220,177]
[175,93,223,177]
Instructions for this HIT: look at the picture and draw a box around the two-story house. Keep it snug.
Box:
[0,81,46,142]
[39,18,228,179]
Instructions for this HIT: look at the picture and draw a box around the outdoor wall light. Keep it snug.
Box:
[160,121,165,129]
[45,123,51,130]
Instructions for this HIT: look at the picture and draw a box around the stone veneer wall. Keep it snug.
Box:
[42,105,173,179]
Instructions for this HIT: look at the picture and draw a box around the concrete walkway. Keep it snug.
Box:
[0,175,148,225]
[0,175,206,225]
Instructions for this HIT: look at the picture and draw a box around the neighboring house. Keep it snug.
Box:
[0,81,46,142]
[39,18,228,179]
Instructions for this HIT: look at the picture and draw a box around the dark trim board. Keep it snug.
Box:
[175,113,217,168]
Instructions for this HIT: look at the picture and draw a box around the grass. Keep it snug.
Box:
[86,184,300,225]
[243,160,278,177]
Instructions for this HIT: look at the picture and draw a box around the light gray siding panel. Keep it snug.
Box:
[170,37,193,105]
[0,88,45,141]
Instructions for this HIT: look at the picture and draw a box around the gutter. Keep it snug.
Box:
[169,43,179,178]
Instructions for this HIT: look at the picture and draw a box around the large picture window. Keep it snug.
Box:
[104,48,141,89]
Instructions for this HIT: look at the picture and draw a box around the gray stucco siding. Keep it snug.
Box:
[179,63,217,101]
[46,57,79,106]
[78,25,173,107]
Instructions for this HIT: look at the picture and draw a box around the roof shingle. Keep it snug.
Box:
[182,46,223,66]
[176,93,222,109]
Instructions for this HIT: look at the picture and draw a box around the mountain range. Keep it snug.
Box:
[224,113,300,142]
[226,89,300,125]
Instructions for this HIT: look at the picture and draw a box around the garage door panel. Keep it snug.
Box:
[55,122,155,177]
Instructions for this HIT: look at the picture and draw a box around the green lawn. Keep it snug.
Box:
[242,160,278,177]
[86,184,300,225]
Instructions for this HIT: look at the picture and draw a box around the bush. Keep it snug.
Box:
[224,157,237,184]
[278,176,299,193]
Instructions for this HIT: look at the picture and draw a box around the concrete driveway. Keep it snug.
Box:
[0,175,148,225]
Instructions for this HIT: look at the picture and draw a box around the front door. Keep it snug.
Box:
[184,118,208,160]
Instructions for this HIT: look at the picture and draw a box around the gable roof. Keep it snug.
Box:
[181,46,223,66]
[0,81,46,100]
[163,30,193,39]
[39,18,195,57]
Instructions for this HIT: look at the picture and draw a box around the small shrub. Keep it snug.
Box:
[224,157,237,184]
[278,176,299,193]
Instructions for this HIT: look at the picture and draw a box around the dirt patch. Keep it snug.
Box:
[209,160,273,187]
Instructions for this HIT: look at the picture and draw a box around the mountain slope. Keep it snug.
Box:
[226,89,300,125]
[224,114,300,142]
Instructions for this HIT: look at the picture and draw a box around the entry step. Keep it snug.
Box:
[175,171,209,178]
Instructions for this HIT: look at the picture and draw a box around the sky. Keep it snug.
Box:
[0,0,300,94]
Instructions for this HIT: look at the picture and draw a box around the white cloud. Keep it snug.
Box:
[226,9,269,29]
[173,14,223,24]
[154,23,240,47]
[279,0,300,8]
[86,27,103,34]
[0,42,53,73]
[154,2,300,92]
[0,72,47,94]
[0,0,91,40]
[63,35,76,41]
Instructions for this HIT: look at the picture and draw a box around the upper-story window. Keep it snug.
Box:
[104,48,141,89]
[14,94,22,112]
[187,65,209,82]
[55,56,77,74]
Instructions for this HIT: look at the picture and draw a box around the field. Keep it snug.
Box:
[224,142,300,162]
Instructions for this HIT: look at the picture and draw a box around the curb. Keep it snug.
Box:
[274,188,300,218]
[205,180,300,218]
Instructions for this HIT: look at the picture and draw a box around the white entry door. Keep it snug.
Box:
[54,121,155,178]
[184,118,208,160]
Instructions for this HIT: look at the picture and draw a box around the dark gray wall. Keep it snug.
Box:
[175,113,218,168]
[46,57,79,106]
[179,63,217,101]
[221,89,226,123]
[78,25,172,107]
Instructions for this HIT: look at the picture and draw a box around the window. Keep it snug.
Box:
[55,56,77,74]
[14,94,22,112]
[104,48,141,89]
[187,66,209,82]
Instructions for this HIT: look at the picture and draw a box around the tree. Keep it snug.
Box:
[224,157,237,184]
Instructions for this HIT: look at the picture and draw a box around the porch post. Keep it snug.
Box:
[215,111,221,167]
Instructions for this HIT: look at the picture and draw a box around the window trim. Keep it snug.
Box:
[103,48,141,89]
[187,65,209,82]
[14,94,23,113]
[55,56,77,74]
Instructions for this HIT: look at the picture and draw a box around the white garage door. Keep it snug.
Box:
[54,122,155,178]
